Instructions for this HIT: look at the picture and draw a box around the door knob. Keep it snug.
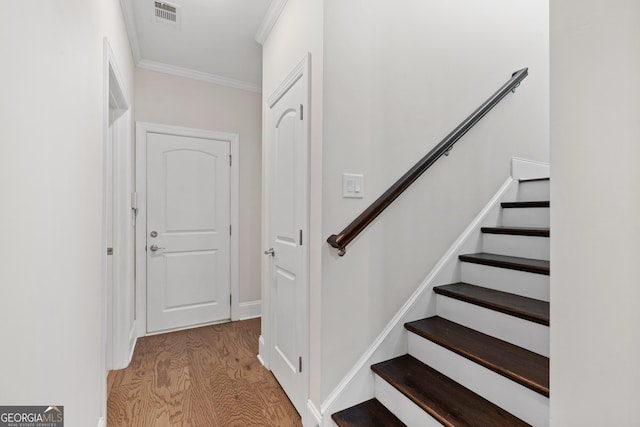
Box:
[150,244,165,252]
[264,248,275,257]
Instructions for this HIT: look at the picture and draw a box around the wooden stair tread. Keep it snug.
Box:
[519,177,549,183]
[434,283,549,325]
[332,399,406,427]
[371,355,531,426]
[404,317,549,396]
[481,226,550,237]
[501,201,550,208]
[459,252,550,275]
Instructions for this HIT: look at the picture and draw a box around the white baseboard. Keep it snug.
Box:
[258,335,267,368]
[238,300,262,320]
[303,399,322,427]
[511,157,550,180]
[97,417,106,427]
[319,177,518,422]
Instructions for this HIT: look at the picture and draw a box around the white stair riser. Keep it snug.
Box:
[482,234,550,261]
[461,262,550,301]
[408,335,549,427]
[518,180,549,201]
[374,374,441,427]
[436,295,549,357]
[502,207,550,228]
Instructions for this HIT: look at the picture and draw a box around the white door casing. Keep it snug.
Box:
[262,54,311,417]
[135,123,240,336]
[102,38,135,423]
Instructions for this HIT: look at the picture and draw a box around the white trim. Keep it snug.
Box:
[97,417,106,427]
[119,0,141,63]
[258,335,267,367]
[229,139,241,321]
[254,0,289,45]
[137,59,261,93]
[303,399,323,427]
[237,300,262,320]
[511,157,550,180]
[319,177,518,421]
[266,55,307,108]
[102,38,134,424]
[135,122,240,336]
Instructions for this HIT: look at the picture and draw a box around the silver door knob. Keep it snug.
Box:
[264,248,275,257]
[150,244,165,252]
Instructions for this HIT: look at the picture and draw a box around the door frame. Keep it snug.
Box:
[135,122,240,336]
[259,54,311,413]
[102,38,134,423]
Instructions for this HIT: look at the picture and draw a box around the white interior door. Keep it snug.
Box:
[265,57,309,416]
[146,132,231,333]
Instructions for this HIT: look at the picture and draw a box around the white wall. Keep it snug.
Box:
[0,1,134,426]
[135,68,262,303]
[321,0,549,400]
[261,0,325,409]
[550,1,640,425]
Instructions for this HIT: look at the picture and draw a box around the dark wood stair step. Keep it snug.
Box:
[459,252,550,275]
[371,354,531,426]
[501,201,549,208]
[332,399,406,427]
[404,317,549,396]
[481,226,550,237]
[519,177,549,183]
[434,283,549,325]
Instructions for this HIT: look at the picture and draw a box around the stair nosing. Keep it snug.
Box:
[519,177,549,183]
[404,317,549,396]
[434,282,549,325]
[481,226,550,237]
[459,252,550,275]
[501,201,550,208]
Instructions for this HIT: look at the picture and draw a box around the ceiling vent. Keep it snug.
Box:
[154,1,180,28]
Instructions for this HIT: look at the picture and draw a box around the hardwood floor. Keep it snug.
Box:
[107,318,302,427]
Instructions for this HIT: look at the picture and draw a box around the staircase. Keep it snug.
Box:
[331,178,550,427]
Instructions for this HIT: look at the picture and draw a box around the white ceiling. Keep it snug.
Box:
[123,0,273,92]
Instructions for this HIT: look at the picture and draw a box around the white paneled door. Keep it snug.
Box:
[146,132,230,333]
[265,56,310,416]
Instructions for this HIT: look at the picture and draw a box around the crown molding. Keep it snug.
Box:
[119,0,141,63]
[254,0,289,45]
[137,60,262,93]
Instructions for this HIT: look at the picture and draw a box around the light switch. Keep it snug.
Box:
[343,173,364,198]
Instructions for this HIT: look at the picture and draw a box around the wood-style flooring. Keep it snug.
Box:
[107,318,302,427]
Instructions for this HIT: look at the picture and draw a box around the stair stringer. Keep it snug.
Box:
[319,177,518,427]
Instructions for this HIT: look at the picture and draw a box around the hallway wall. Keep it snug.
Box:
[550,0,640,425]
[0,0,135,426]
[135,68,263,304]
[262,0,325,408]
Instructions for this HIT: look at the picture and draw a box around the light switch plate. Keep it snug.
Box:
[343,173,364,198]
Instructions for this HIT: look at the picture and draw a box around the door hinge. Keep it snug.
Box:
[230,294,232,306]
[131,192,138,215]
[107,247,113,255]
[300,104,303,120]
[230,224,232,236]
[299,356,302,373]
[229,154,232,167]
[299,229,303,246]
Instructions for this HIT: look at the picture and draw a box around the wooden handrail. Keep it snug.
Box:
[327,68,529,256]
